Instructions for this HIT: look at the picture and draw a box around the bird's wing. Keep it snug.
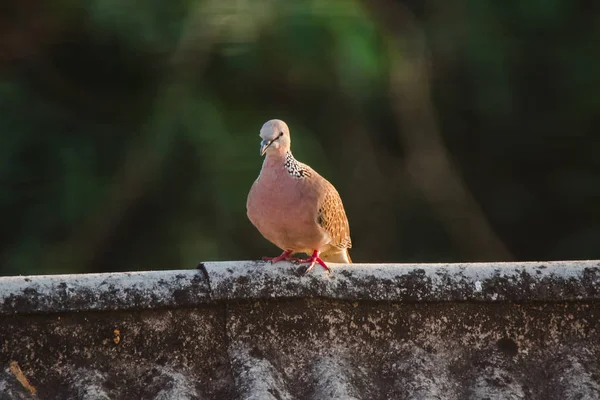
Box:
[316,183,352,249]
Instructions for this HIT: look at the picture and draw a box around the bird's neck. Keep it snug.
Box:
[283,151,300,171]
[263,150,293,164]
[262,150,310,179]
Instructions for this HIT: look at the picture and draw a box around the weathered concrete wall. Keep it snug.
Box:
[0,260,599,399]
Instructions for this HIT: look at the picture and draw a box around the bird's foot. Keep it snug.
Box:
[297,250,330,273]
[262,250,300,264]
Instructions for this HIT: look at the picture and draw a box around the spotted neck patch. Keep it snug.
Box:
[284,151,311,178]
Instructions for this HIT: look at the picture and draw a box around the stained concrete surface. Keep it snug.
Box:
[0,260,599,399]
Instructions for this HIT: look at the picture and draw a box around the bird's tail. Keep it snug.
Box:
[346,249,352,263]
[321,248,352,264]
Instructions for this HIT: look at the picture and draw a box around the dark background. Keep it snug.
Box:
[1,0,599,275]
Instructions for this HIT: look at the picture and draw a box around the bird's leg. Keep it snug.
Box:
[298,250,330,273]
[263,250,300,264]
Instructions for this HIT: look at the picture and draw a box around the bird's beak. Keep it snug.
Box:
[260,139,274,156]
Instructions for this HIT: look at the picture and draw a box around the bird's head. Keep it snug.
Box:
[259,119,291,156]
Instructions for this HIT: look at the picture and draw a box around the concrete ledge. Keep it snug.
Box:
[0,269,210,315]
[0,260,599,399]
[0,260,598,315]
[203,259,600,302]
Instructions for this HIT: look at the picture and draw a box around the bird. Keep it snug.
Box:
[246,119,352,273]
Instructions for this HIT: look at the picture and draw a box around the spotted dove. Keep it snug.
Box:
[246,119,352,273]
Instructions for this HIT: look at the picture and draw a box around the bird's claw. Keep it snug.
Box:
[297,251,330,274]
[263,250,330,273]
[263,250,301,264]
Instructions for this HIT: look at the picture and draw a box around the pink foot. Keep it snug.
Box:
[297,250,330,273]
[262,250,301,264]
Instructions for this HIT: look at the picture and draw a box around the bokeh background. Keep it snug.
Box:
[2,0,599,276]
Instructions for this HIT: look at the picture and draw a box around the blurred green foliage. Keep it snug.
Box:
[1,0,599,275]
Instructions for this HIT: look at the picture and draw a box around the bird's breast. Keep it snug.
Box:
[247,164,326,251]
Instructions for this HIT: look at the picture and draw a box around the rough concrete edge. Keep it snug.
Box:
[0,268,211,316]
[202,260,600,303]
[1,260,599,316]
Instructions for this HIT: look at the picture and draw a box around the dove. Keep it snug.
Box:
[246,119,352,273]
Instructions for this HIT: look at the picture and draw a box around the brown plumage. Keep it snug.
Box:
[317,185,352,261]
[246,119,352,272]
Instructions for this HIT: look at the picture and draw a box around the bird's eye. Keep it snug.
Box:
[278,131,284,137]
